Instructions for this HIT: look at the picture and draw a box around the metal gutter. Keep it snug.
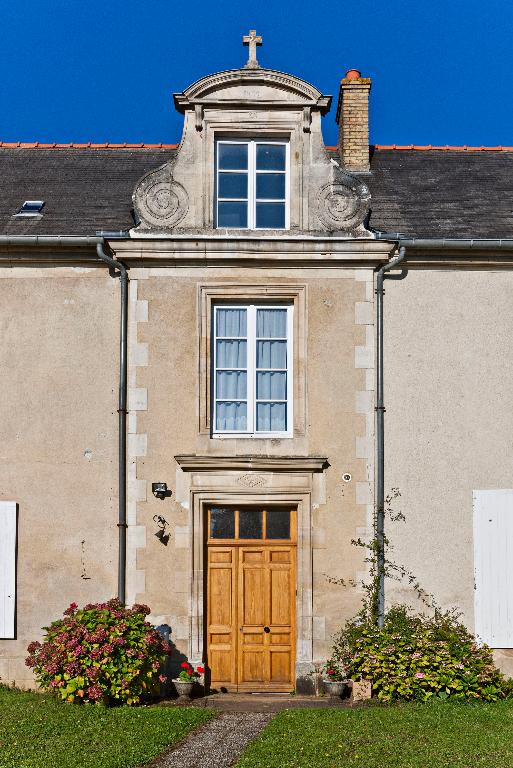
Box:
[374,246,408,628]
[96,242,129,606]
[374,234,513,249]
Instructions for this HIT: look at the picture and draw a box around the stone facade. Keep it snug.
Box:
[2,42,513,690]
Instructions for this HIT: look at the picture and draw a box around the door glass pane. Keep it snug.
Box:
[216,370,247,399]
[218,172,248,199]
[218,201,248,228]
[210,507,235,538]
[239,509,263,539]
[216,339,247,368]
[256,371,287,400]
[216,308,247,337]
[216,401,247,431]
[266,509,290,539]
[256,308,287,338]
[256,144,286,170]
[256,173,285,200]
[256,202,285,229]
[256,340,287,368]
[256,402,286,431]
[218,143,248,170]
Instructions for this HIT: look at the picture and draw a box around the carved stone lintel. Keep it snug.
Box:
[237,473,267,488]
[302,106,311,133]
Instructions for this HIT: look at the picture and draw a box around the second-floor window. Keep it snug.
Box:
[213,304,293,437]
[216,140,289,230]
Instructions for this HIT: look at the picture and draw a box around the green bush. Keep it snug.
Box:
[25,599,173,705]
[332,605,513,703]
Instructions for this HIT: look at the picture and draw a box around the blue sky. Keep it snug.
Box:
[1,0,512,146]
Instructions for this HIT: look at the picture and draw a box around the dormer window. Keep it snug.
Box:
[215,140,289,230]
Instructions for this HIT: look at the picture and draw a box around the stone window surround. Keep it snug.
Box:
[174,454,329,684]
[201,116,303,230]
[198,283,307,437]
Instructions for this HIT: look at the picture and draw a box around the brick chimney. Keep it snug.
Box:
[336,69,371,172]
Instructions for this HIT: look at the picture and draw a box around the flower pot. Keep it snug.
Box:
[323,679,346,698]
[173,679,194,699]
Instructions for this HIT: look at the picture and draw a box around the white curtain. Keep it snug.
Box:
[257,403,286,431]
[256,308,287,431]
[216,308,248,430]
[216,401,247,431]
[256,308,287,337]
[217,308,247,337]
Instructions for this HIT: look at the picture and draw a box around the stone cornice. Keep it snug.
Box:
[174,68,332,115]
[113,237,394,267]
[174,455,329,472]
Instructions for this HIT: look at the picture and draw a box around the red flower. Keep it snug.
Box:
[197,666,204,674]
[181,661,191,669]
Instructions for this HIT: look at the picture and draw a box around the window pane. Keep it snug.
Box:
[256,308,287,338]
[218,143,248,170]
[218,172,248,200]
[266,509,290,539]
[216,340,247,368]
[216,370,247,399]
[216,401,247,431]
[210,508,235,538]
[256,202,285,229]
[256,402,286,431]
[257,340,287,368]
[256,173,285,200]
[218,201,248,228]
[239,509,263,539]
[216,308,247,337]
[257,371,287,400]
[256,144,286,171]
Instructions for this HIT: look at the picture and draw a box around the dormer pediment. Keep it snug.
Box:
[132,31,371,238]
[173,69,332,114]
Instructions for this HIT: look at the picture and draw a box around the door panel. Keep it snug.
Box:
[207,547,237,687]
[238,545,295,691]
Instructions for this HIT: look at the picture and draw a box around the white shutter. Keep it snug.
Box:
[473,490,513,647]
[0,501,17,639]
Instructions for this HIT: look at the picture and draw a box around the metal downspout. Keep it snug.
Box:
[96,242,129,605]
[375,246,408,627]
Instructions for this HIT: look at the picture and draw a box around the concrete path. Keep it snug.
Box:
[151,712,273,768]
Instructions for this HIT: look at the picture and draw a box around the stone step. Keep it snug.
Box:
[193,694,350,712]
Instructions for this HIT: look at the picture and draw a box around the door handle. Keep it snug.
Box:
[263,626,270,633]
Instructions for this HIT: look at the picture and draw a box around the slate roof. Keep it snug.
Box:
[367,148,513,239]
[1,144,512,238]
[0,147,176,236]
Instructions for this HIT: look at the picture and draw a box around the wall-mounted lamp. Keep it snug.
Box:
[153,514,170,546]
[152,482,171,500]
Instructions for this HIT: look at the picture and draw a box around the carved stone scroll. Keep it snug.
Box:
[133,164,189,231]
[316,172,371,234]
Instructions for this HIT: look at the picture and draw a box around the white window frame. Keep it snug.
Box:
[215,139,290,230]
[212,303,293,438]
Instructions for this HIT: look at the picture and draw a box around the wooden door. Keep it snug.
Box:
[238,546,296,691]
[206,507,296,692]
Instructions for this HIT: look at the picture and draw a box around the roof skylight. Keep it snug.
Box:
[14,200,45,217]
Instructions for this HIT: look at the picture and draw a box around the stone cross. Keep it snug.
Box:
[243,29,262,69]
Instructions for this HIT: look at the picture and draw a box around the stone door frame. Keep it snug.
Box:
[174,455,328,686]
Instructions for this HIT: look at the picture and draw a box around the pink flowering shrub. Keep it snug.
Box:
[25,599,173,705]
[332,605,513,702]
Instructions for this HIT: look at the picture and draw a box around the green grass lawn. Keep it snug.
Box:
[0,686,213,768]
[237,701,513,768]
